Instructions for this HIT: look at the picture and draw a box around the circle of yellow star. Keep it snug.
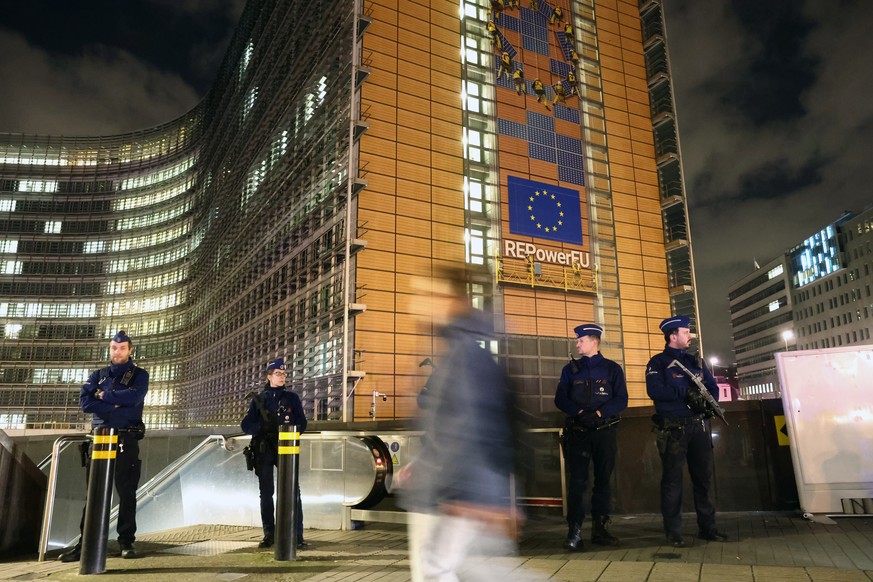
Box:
[528,189,563,233]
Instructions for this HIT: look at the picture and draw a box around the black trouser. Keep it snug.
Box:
[564,425,617,525]
[77,432,142,546]
[656,417,716,535]
[255,450,304,540]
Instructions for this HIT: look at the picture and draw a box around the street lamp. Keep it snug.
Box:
[781,329,794,351]
[709,356,725,378]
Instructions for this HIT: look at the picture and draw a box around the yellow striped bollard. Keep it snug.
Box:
[275,424,299,561]
[80,427,117,575]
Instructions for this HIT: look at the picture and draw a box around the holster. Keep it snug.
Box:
[243,445,256,471]
[79,440,90,468]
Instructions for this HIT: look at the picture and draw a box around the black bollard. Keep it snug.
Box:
[80,428,117,575]
[275,424,299,561]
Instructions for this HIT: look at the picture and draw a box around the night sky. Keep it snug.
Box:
[0,1,870,363]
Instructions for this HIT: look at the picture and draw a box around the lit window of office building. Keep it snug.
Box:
[729,209,873,399]
[0,0,702,429]
[728,256,794,399]
[792,209,873,352]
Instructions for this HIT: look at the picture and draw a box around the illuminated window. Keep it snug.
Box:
[465,81,481,113]
[3,302,97,318]
[111,224,189,252]
[4,323,22,338]
[44,221,62,234]
[0,200,15,212]
[0,240,18,253]
[83,241,105,253]
[465,178,485,213]
[465,129,483,162]
[238,40,254,83]
[768,300,780,312]
[104,292,183,316]
[19,180,58,192]
[767,264,783,279]
[118,157,195,190]
[0,414,26,430]
[32,368,90,384]
[114,178,193,211]
[316,76,327,105]
[109,245,189,273]
[244,86,259,119]
[466,227,485,265]
[2,261,22,274]
[116,201,190,230]
[305,93,315,123]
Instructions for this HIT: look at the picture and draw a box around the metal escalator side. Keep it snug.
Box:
[39,432,393,560]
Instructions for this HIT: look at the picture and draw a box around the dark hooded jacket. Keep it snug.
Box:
[402,308,517,511]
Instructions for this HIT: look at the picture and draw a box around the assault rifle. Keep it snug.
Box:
[667,359,728,426]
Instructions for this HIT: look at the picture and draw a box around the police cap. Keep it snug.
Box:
[659,315,691,334]
[573,323,603,338]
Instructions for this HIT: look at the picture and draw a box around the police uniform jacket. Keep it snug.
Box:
[645,346,719,419]
[241,385,307,437]
[554,353,628,419]
[80,359,149,429]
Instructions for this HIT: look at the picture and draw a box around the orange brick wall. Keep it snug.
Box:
[598,0,670,402]
[355,0,466,420]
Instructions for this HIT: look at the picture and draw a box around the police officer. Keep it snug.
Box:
[646,316,728,547]
[555,324,627,551]
[241,358,308,549]
[58,330,149,562]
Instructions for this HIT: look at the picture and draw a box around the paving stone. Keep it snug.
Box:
[699,563,754,581]
[805,567,872,582]
[752,565,812,580]
[597,561,654,581]
[648,562,701,581]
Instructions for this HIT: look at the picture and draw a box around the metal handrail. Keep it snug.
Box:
[38,434,89,561]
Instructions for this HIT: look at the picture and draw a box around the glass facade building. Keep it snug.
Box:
[729,209,873,399]
[1,0,694,429]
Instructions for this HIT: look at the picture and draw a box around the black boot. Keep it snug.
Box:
[119,542,138,559]
[258,532,274,548]
[58,544,81,563]
[564,523,584,551]
[591,515,620,546]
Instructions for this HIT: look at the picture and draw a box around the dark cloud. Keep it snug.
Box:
[726,0,819,125]
[0,29,201,135]
[0,1,243,135]
[666,0,873,361]
[735,158,825,203]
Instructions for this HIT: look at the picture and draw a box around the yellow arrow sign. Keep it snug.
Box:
[774,415,790,446]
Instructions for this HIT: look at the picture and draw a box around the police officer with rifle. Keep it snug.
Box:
[555,324,627,551]
[646,316,728,547]
[241,358,307,549]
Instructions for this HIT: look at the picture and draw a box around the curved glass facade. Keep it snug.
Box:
[0,0,359,428]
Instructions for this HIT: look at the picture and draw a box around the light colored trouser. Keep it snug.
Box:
[408,511,537,582]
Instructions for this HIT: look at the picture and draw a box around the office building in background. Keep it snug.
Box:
[729,208,873,399]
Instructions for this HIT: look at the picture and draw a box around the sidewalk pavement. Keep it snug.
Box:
[2,512,873,581]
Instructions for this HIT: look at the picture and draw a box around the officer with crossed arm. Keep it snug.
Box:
[58,330,149,562]
[555,323,627,551]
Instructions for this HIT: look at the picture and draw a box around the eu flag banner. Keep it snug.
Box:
[508,176,583,245]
